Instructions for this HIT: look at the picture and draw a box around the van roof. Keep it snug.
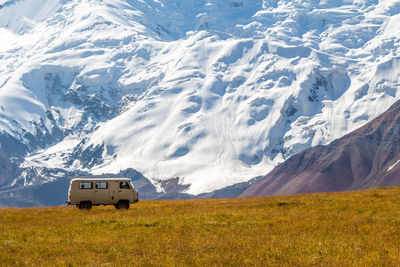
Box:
[70,177,131,182]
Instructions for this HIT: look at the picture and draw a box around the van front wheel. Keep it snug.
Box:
[117,200,129,210]
[79,201,92,210]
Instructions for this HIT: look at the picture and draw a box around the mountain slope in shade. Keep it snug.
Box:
[241,100,400,197]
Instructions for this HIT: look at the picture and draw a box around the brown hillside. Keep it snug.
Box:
[241,99,400,197]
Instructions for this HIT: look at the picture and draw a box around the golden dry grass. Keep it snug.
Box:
[1,187,400,266]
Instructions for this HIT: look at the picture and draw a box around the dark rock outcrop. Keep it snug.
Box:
[0,153,16,186]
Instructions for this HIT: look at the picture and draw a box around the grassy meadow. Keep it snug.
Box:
[1,187,400,266]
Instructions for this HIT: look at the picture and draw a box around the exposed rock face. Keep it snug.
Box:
[0,153,16,186]
[241,100,400,197]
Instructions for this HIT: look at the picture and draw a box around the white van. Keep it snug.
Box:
[67,178,139,210]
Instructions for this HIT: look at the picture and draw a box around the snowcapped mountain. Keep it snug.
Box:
[0,0,399,197]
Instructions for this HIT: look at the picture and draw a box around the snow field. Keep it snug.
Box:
[0,0,399,193]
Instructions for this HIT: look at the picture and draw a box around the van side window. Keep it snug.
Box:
[79,182,92,189]
[95,182,108,189]
[120,181,130,189]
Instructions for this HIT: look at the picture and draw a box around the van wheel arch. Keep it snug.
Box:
[116,200,130,210]
[79,201,92,210]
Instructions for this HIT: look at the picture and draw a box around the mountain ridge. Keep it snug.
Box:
[0,0,399,198]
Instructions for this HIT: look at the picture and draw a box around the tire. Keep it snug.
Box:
[79,201,92,210]
[117,200,130,210]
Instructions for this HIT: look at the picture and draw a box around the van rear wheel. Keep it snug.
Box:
[79,201,92,210]
[117,200,129,210]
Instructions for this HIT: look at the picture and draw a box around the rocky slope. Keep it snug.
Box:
[241,99,400,197]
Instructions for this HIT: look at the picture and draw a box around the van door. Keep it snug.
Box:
[94,182,109,204]
[118,181,133,202]
[109,181,118,204]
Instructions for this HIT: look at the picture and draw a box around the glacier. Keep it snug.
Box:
[0,0,399,195]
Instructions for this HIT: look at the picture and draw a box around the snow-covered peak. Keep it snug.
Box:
[0,0,399,194]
